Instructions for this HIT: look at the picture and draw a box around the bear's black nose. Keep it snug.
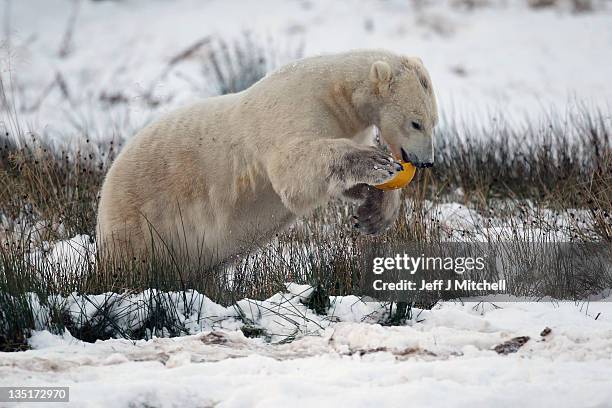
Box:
[401,147,433,168]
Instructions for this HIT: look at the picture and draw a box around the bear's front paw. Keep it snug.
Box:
[341,147,403,187]
[351,188,400,236]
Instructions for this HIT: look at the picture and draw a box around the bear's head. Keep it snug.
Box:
[355,56,438,167]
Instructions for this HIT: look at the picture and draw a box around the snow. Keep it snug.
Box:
[2,0,612,141]
[2,295,612,407]
[29,234,96,277]
[8,233,612,407]
[2,199,604,406]
[420,200,595,241]
[3,204,612,406]
[3,1,612,405]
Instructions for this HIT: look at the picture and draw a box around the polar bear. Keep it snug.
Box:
[96,49,438,265]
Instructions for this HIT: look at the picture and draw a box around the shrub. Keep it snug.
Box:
[202,33,304,95]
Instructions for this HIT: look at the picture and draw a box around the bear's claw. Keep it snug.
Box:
[340,146,402,186]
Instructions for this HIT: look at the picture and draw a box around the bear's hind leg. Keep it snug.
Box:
[346,185,401,236]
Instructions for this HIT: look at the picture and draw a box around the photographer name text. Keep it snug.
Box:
[372,279,506,292]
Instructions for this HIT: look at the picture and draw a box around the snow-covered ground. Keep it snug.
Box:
[2,0,612,141]
[5,217,612,407]
[2,287,612,407]
[2,1,612,406]
[3,200,609,406]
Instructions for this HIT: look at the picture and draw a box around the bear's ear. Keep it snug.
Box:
[402,57,432,94]
[369,61,392,89]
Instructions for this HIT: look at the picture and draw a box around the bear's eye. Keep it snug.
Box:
[411,121,422,131]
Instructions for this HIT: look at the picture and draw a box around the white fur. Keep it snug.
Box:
[96,50,438,264]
